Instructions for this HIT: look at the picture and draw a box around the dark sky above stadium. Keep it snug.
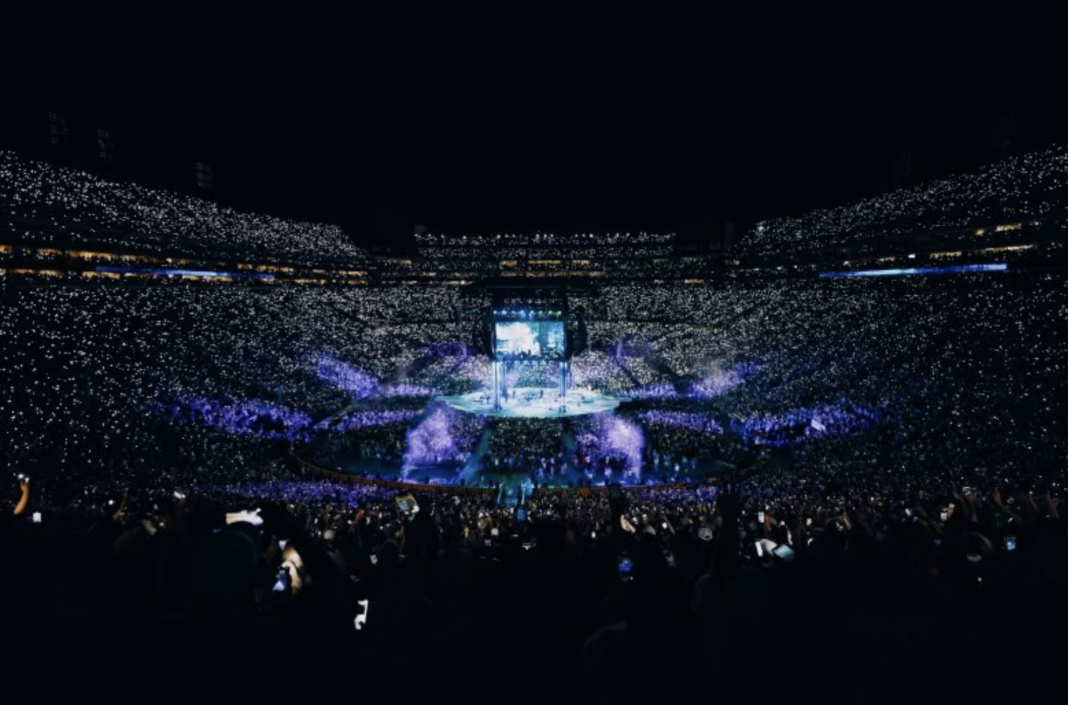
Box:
[5,45,1064,248]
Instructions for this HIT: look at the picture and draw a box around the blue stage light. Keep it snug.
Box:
[818,263,1008,279]
[95,266,275,280]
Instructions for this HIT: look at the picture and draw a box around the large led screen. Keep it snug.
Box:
[494,321,565,359]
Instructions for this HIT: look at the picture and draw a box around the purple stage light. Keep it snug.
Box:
[402,405,484,473]
[604,416,645,473]
[575,413,645,478]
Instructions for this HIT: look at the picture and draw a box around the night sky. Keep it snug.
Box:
[5,67,1065,249]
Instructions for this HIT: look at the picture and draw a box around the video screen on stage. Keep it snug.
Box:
[494,321,565,359]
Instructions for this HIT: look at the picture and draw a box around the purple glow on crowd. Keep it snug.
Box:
[605,416,645,474]
[402,406,483,474]
[575,413,646,479]
[379,383,434,398]
[637,410,724,435]
[316,354,380,399]
[205,480,403,506]
[736,402,883,446]
[317,409,422,432]
[623,383,680,400]
[155,396,314,441]
[691,362,759,399]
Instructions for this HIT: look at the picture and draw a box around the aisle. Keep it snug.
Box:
[456,424,494,485]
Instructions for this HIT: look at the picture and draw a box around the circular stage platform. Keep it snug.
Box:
[437,387,622,418]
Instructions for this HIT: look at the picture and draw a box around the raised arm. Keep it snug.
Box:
[13,477,30,516]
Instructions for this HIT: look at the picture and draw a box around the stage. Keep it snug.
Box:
[437,387,622,418]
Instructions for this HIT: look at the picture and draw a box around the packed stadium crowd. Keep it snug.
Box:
[4,143,1068,699]
[0,150,368,265]
[4,273,1065,495]
[485,418,568,475]
[736,144,1068,261]
[7,441,1067,698]
[414,230,677,247]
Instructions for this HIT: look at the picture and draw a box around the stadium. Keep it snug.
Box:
[3,102,1068,700]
